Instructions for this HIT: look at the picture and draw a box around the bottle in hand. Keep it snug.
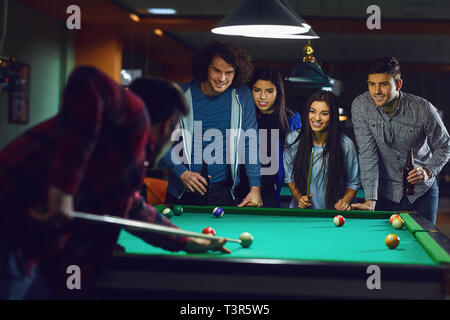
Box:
[402,148,415,195]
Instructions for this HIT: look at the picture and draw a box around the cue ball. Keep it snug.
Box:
[172,205,183,216]
[239,232,253,248]
[392,217,404,230]
[385,234,400,249]
[390,214,401,224]
[161,208,174,219]
[213,207,224,218]
[333,215,345,227]
[202,227,216,236]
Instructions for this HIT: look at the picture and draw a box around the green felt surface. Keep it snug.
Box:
[117,207,437,266]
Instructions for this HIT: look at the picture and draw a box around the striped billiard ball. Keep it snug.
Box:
[390,214,401,224]
[161,207,174,219]
[333,215,345,227]
[213,207,224,218]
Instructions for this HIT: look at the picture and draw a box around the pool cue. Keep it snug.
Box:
[72,211,242,244]
[306,150,314,196]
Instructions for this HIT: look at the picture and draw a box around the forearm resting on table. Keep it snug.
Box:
[342,188,357,203]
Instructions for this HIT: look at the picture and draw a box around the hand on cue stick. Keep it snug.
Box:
[72,211,242,251]
[185,237,231,253]
[306,150,314,197]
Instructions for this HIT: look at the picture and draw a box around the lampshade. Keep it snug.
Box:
[212,0,318,39]
[286,43,332,88]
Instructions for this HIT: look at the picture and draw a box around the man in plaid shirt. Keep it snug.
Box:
[351,57,450,224]
[0,66,228,299]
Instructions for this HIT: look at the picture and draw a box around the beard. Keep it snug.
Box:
[145,133,173,170]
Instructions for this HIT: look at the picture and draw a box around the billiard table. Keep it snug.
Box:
[93,205,450,299]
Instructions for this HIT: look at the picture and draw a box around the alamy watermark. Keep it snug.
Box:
[66,265,81,290]
[66,5,81,30]
[169,121,280,176]
[366,265,381,290]
[366,5,381,30]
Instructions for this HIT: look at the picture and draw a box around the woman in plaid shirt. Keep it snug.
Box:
[0,66,228,299]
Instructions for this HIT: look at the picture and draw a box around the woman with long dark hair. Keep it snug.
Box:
[283,90,360,210]
[236,66,301,207]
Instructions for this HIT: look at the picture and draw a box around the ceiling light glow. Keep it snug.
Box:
[147,8,176,15]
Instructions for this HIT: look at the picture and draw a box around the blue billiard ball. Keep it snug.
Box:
[213,207,224,218]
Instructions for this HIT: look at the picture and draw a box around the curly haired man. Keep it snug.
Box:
[162,41,262,207]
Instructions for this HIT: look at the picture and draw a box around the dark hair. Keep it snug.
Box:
[129,77,189,124]
[291,90,347,209]
[191,41,253,86]
[367,57,401,80]
[249,65,293,145]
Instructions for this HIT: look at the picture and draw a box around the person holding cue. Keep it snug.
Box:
[350,57,450,225]
[284,90,360,210]
[0,67,229,299]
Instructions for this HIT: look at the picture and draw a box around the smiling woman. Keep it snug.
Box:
[236,66,302,208]
[252,80,277,114]
[283,90,360,211]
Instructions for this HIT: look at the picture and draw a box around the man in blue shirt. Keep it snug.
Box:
[162,41,262,207]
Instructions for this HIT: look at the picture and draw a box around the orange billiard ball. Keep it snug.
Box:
[389,214,401,224]
[385,234,400,249]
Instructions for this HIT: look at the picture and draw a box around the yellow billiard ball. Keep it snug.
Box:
[392,217,404,230]
[385,234,400,249]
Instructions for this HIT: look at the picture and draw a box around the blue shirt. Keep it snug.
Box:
[283,132,361,209]
[191,82,231,183]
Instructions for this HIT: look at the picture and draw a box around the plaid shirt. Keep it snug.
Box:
[351,91,450,203]
[0,67,188,297]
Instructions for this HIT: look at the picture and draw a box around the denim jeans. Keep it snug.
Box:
[0,247,54,300]
[376,180,439,225]
[166,180,235,206]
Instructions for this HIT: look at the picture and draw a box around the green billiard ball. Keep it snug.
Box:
[161,208,174,219]
[172,205,183,216]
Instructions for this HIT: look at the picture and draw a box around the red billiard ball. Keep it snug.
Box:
[333,215,345,227]
[385,233,400,249]
[202,227,216,236]
[390,214,401,224]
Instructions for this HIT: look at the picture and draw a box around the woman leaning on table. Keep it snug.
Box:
[236,65,301,208]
